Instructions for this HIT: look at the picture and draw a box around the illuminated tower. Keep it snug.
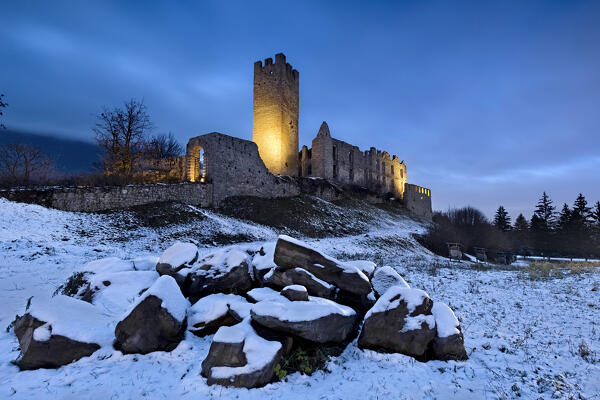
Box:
[252,53,299,176]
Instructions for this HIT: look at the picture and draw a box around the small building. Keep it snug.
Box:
[446,243,463,260]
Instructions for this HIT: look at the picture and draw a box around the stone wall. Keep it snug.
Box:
[0,183,212,212]
[185,132,300,206]
[403,183,432,220]
[252,53,299,176]
[301,121,407,199]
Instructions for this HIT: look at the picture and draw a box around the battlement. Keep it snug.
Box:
[254,52,299,81]
[405,183,431,197]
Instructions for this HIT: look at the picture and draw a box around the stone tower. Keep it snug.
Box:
[252,53,299,176]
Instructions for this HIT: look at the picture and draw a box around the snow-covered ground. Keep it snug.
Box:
[0,198,598,399]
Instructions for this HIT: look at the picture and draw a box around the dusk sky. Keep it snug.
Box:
[2,0,599,218]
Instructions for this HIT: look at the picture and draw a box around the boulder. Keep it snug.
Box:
[371,266,410,297]
[156,242,199,286]
[114,275,189,354]
[251,242,277,284]
[13,295,113,370]
[358,286,436,358]
[188,293,251,337]
[273,235,372,295]
[264,267,336,299]
[251,291,357,343]
[429,302,468,361]
[184,247,253,299]
[344,260,376,278]
[201,318,282,388]
[281,285,309,301]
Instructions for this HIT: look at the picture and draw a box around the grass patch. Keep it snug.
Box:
[519,260,600,280]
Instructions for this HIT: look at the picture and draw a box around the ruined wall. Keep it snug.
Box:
[302,121,407,199]
[252,53,299,176]
[0,183,212,212]
[403,183,432,219]
[137,157,187,182]
[186,132,299,205]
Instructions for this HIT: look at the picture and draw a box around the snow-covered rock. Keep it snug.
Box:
[263,267,336,299]
[201,318,283,388]
[156,242,199,285]
[71,270,159,317]
[183,246,254,299]
[114,275,189,354]
[251,242,276,283]
[273,235,372,295]
[251,291,357,343]
[430,302,467,361]
[188,293,251,337]
[281,285,309,301]
[13,295,113,370]
[344,260,376,278]
[358,286,436,358]
[371,266,410,297]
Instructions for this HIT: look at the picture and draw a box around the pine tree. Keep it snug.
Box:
[556,203,571,232]
[534,192,556,230]
[493,206,511,232]
[513,214,529,231]
[592,201,600,226]
[571,193,591,228]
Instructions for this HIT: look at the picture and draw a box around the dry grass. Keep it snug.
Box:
[519,260,600,280]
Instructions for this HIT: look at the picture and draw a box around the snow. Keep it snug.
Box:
[251,242,276,271]
[252,293,355,322]
[85,270,159,317]
[188,293,251,327]
[372,265,410,296]
[1,198,599,399]
[189,246,249,279]
[81,257,135,274]
[28,295,114,346]
[431,302,460,338]
[211,318,282,379]
[343,260,376,277]
[401,313,436,332]
[247,287,282,302]
[127,275,189,322]
[132,255,160,271]
[158,242,198,268]
[366,286,429,318]
[283,284,307,293]
[278,235,371,284]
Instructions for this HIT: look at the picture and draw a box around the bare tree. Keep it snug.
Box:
[93,99,152,176]
[0,94,7,129]
[146,132,183,159]
[0,142,53,185]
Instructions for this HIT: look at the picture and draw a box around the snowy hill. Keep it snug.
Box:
[0,197,598,399]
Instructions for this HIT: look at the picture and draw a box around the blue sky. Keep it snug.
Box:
[1,0,599,218]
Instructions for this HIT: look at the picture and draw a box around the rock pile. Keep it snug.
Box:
[11,234,467,388]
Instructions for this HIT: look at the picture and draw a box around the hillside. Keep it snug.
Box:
[0,197,598,399]
[0,129,100,172]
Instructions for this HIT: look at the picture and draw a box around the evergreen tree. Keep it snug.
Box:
[571,193,591,228]
[534,192,556,230]
[493,206,511,232]
[592,201,600,226]
[556,203,571,232]
[513,214,529,231]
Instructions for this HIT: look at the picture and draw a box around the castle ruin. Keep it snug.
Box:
[151,53,432,218]
[1,53,432,218]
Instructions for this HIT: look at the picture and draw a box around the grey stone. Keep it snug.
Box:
[114,295,186,354]
[201,320,283,388]
[273,236,372,295]
[430,332,468,361]
[358,289,436,358]
[281,285,309,301]
[264,267,336,299]
[14,314,100,370]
